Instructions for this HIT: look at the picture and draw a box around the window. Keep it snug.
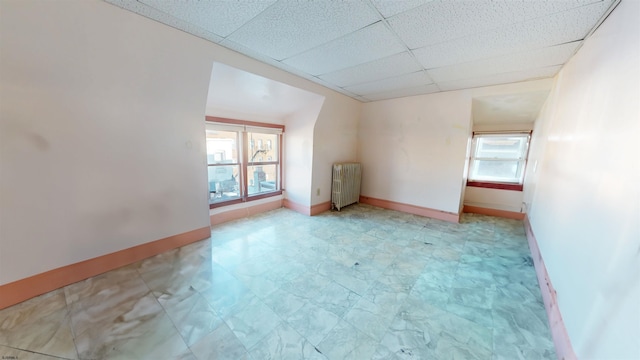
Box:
[467,132,531,191]
[206,117,283,207]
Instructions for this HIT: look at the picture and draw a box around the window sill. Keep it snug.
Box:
[209,190,283,209]
[466,181,523,191]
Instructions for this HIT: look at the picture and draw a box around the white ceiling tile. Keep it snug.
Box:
[105,0,225,43]
[371,0,434,18]
[345,71,432,96]
[363,84,440,102]
[137,0,276,38]
[437,65,562,92]
[211,40,356,99]
[318,52,422,87]
[388,0,611,49]
[108,0,618,101]
[226,1,380,61]
[282,22,406,76]
[427,42,580,83]
[413,1,613,69]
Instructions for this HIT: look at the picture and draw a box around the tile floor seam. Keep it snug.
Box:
[2,344,76,360]
[0,205,554,359]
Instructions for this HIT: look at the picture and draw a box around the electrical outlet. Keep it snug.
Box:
[316,188,320,196]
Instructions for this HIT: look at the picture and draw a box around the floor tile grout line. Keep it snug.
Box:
[134,264,197,358]
[2,344,76,360]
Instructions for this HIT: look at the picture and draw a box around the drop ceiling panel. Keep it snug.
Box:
[413,1,614,69]
[438,65,562,92]
[226,1,380,61]
[318,52,422,88]
[282,22,406,76]
[427,42,580,83]
[106,0,619,102]
[345,71,433,96]
[370,0,434,18]
[106,0,225,43]
[363,84,440,102]
[138,0,276,38]
[387,0,606,50]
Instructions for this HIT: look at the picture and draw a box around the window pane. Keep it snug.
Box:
[206,130,238,164]
[248,132,277,162]
[475,136,527,159]
[471,160,524,183]
[248,164,278,195]
[208,165,240,204]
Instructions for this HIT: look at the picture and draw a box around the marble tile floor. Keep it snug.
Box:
[0,204,556,359]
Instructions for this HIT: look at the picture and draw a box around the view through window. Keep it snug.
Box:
[468,132,530,189]
[206,119,283,207]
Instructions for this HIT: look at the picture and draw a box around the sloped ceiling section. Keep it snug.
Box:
[473,91,550,125]
[105,0,618,102]
[206,62,324,122]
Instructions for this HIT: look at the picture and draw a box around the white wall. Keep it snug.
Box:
[359,91,473,214]
[285,98,325,207]
[311,93,361,206]
[524,1,640,358]
[464,187,523,212]
[359,80,552,215]
[0,0,359,285]
[0,0,212,284]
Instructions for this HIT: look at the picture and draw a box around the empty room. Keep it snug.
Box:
[0,0,638,359]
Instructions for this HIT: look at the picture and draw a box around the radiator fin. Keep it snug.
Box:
[331,163,361,211]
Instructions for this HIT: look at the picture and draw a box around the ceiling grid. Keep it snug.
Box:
[105,0,619,102]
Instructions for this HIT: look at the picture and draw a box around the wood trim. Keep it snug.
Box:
[524,215,577,360]
[359,196,460,223]
[209,198,243,209]
[205,116,285,131]
[0,226,211,310]
[310,201,331,216]
[242,130,249,199]
[278,133,283,193]
[210,198,282,226]
[466,181,523,191]
[463,205,525,220]
[247,190,283,201]
[283,199,310,216]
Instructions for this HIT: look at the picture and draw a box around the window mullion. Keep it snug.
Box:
[241,130,249,201]
[278,133,283,191]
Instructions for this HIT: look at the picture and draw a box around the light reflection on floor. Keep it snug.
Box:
[0,204,555,359]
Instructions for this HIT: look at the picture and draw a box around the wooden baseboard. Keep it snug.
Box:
[524,215,577,360]
[463,205,525,220]
[283,199,310,215]
[310,201,331,215]
[359,196,460,223]
[0,226,211,310]
[282,199,331,216]
[210,198,282,226]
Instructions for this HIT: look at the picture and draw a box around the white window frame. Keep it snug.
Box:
[205,118,284,208]
[468,132,531,189]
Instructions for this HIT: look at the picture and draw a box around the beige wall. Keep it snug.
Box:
[285,98,325,207]
[358,80,550,215]
[464,187,523,212]
[524,0,640,357]
[359,90,473,214]
[0,0,359,285]
[311,93,361,206]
